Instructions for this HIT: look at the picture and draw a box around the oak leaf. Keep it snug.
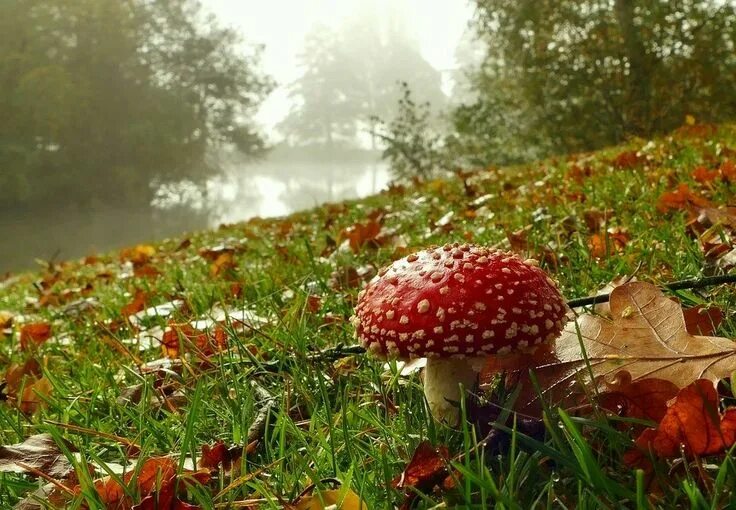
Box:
[488,282,736,415]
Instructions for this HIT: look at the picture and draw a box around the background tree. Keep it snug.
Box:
[462,0,736,160]
[0,0,272,210]
[278,26,360,148]
[279,2,445,151]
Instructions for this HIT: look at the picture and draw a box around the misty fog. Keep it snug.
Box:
[0,0,470,273]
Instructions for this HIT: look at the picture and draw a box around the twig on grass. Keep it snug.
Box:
[566,273,736,308]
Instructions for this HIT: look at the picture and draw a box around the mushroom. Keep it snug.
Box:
[352,243,568,426]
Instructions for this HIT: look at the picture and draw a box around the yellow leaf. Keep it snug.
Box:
[295,488,369,510]
[685,114,696,126]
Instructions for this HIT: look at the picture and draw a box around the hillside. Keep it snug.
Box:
[2,123,736,508]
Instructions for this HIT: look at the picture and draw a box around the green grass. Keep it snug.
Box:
[2,124,736,508]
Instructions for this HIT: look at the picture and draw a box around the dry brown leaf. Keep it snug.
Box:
[491,282,736,415]
[0,434,75,479]
[555,282,736,385]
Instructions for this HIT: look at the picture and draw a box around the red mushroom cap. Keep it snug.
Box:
[353,243,568,359]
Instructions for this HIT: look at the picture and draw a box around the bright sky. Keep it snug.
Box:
[202,0,474,135]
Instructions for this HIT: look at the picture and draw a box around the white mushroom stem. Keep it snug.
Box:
[423,357,486,427]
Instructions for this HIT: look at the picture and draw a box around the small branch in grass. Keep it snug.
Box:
[566,274,736,309]
[247,381,277,444]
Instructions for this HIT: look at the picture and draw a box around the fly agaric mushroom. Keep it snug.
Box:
[353,243,568,426]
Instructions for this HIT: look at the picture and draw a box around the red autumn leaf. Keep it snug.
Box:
[133,264,161,279]
[122,290,149,318]
[565,164,593,183]
[19,323,52,350]
[19,376,52,414]
[200,440,255,472]
[339,220,383,253]
[210,252,237,277]
[588,229,630,259]
[682,305,723,336]
[162,324,228,358]
[392,441,450,492]
[625,380,736,469]
[656,184,713,213]
[598,371,679,424]
[306,295,322,314]
[90,456,209,510]
[720,160,736,183]
[692,166,719,183]
[612,150,644,169]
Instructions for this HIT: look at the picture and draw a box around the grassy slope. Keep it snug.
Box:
[2,124,736,508]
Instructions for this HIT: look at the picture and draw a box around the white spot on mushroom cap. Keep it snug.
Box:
[417,299,430,313]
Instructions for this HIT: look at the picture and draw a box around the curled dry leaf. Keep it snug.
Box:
[392,441,453,508]
[19,322,52,350]
[656,184,712,213]
[0,433,75,479]
[598,371,679,424]
[625,379,736,470]
[682,304,723,336]
[86,456,209,510]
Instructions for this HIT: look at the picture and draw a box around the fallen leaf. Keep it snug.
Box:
[19,322,52,350]
[488,282,736,415]
[210,251,237,277]
[682,305,723,336]
[656,184,712,213]
[120,245,156,266]
[598,371,679,424]
[612,150,645,169]
[89,456,209,510]
[0,310,14,329]
[392,441,451,499]
[339,220,382,253]
[161,323,227,358]
[19,376,52,414]
[625,380,736,469]
[122,290,149,318]
[692,166,719,183]
[0,434,75,479]
[294,488,369,510]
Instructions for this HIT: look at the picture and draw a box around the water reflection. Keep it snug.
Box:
[211,160,389,224]
[0,160,390,273]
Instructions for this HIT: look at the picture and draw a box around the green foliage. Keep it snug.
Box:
[467,0,736,157]
[0,0,272,209]
[380,0,736,177]
[371,84,446,180]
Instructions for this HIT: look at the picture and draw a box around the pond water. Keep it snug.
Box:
[0,159,391,273]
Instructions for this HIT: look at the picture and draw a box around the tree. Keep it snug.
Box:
[0,0,272,210]
[278,26,360,148]
[461,0,736,158]
[279,3,446,150]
